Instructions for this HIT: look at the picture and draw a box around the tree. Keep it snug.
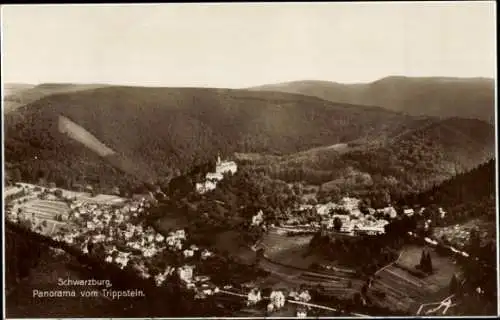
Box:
[54,189,63,198]
[419,250,426,269]
[420,251,433,273]
[427,252,433,273]
[333,217,343,232]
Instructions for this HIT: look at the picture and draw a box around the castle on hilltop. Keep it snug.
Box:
[196,153,237,194]
[215,153,237,175]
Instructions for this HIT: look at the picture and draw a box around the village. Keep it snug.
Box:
[4,183,224,299]
[4,180,322,317]
[3,155,487,317]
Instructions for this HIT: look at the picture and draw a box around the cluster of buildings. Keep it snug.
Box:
[295,197,449,237]
[300,197,390,236]
[12,185,221,298]
[247,287,312,317]
[195,154,238,194]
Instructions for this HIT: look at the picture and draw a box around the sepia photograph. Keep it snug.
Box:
[1,2,498,318]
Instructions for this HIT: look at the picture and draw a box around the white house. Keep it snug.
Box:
[267,303,275,313]
[377,206,398,219]
[403,208,414,216]
[298,290,311,302]
[439,208,446,219]
[316,202,337,215]
[178,265,195,283]
[247,288,262,306]
[297,309,308,318]
[270,290,286,309]
[252,210,265,226]
[196,181,217,194]
[183,249,194,258]
[206,172,224,182]
[353,225,385,236]
[340,197,361,211]
[201,249,214,260]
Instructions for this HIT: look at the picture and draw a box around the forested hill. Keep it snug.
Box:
[4,85,417,192]
[237,117,494,204]
[250,76,495,123]
[408,159,496,212]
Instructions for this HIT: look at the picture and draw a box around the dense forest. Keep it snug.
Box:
[3,84,495,214]
[242,118,494,205]
[145,166,303,247]
[403,159,496,224]
[4,85,419,193]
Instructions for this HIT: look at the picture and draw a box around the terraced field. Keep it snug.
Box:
[369,245,462,314]
[258,257,361,299]
[22,200,70,220]
[371,266,428,311]
[254,228,363,299]
[17,200,71,236]
[397,245,461,290]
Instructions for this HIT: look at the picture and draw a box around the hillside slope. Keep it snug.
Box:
[410,159,495,212]
[3,83,109,114]
[237,117,495,201]
[251,77,495,123]
[3,83,35,97]
[4,85,417,191]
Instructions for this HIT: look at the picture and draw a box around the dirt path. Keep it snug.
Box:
[375,250,404,276]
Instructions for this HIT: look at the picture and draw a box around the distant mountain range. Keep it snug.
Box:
[3,83,109,113]
[250,76,495,123]
[3,79,495,195]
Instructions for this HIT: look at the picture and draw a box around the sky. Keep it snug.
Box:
[1,2,496,88]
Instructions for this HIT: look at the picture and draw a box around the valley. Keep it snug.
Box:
[3,81,497,318]
[3,3,496,318]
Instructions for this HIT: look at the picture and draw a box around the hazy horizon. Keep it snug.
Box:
[2,2,496,88]
[2,75,496,89]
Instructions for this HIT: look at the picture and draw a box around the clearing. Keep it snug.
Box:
[369,244,462,314]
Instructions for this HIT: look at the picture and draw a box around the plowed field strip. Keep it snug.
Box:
[383,268,423,287]
[377,275,426,298]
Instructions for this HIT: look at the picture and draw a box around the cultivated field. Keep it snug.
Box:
[369,245,462,314]
[17,199,71,236]
[258,257,362,300]
[22,200,70,220]
[254,228,362,299]
[6,183,126,237]
[11,183,126,205]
